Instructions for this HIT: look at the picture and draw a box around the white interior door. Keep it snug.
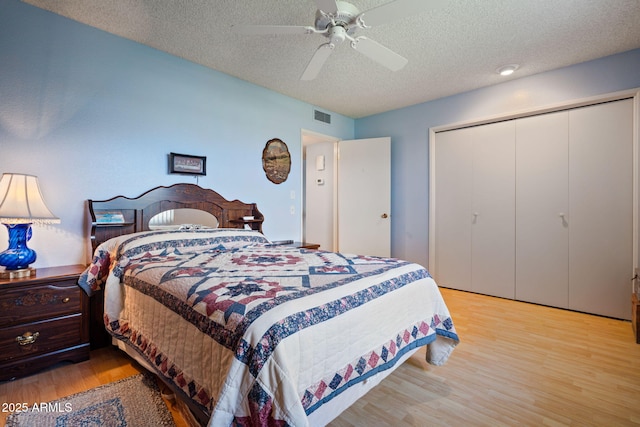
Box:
[430,93,636,320]
[432,127,473,291]
[471,121,516,299]
[337,137,391,256]
[568,99,633,319]
[515,111,569,307]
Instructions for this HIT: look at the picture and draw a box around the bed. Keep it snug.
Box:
[79,183,459,426]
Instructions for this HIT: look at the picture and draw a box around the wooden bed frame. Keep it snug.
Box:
[88,183,264,251]
[86,184,264,425]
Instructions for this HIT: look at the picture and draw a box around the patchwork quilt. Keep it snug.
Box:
[79,229,459,426]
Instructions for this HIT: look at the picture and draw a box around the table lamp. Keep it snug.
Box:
[0,173,60,279]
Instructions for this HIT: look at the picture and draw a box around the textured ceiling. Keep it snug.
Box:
[22,0,640,118]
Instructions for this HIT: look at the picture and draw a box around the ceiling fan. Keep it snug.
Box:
[233,0,444,80]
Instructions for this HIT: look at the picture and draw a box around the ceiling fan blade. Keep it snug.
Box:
[233,25,315,35]
[359,0,447,27]
[301,43,334,81]
[351,37,408,71]
[314,0,339,14]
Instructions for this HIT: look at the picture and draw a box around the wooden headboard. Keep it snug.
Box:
[88,183,264,251]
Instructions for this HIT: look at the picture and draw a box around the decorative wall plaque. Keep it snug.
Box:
[262,138,291,184]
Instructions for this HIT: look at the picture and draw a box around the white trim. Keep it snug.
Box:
[335,140,340,253]
[428,127,437,274]
[429,88,640,280]
[633,93,640,277]
[431,88,640,133]
[301,129,340,249]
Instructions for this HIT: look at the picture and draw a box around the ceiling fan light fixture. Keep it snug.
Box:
[497,64,519,76]
[235,0,446,81]
[328,25,348,45]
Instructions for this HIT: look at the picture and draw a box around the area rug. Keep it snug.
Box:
[5,373,176,427]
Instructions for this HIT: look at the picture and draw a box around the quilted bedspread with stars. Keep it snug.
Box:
[79,228,459,427]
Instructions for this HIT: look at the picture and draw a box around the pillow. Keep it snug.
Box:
[78,228,269,296]
[147,224,215,231]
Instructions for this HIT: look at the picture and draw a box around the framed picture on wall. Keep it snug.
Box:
[169,152,207,175]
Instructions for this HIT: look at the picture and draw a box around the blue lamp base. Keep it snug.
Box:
[0,223,37,278]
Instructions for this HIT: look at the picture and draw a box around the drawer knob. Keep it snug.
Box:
[16,331,40,346]
[62,297,70,303]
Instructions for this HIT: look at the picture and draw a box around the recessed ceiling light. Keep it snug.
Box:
[497,64,519,76]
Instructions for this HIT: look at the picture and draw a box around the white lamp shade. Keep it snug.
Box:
[0,173,60,224]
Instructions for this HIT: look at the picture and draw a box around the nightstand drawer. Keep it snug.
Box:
[0,282,82,326]
[0,314,84,362]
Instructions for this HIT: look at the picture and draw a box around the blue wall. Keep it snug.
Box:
[356,49,640,267]
[1,0,639,270]
[0,0,354,267]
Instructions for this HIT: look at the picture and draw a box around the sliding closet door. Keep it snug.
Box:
[568,99,633,319]
[471,121,516,298]
[515,111,569,307]
[433,127,473,291]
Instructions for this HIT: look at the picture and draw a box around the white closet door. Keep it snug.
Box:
[433,127,473,291]
[515,111,569,307]
[471,121,516,298]
[568,99,633,319]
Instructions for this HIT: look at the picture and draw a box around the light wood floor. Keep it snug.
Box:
[1,288,639,426]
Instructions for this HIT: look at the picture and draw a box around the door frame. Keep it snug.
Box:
[301,130,392,256]
[301,129,340,250]
[429,88,640,277]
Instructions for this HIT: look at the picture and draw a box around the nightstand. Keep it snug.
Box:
[292,242,320,250]
[0,264,89,381]
[633,268,640,344]
[633,292,639,344]
[272,241,320,250]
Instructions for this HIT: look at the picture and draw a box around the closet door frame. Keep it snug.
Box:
[429,89,640,312]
